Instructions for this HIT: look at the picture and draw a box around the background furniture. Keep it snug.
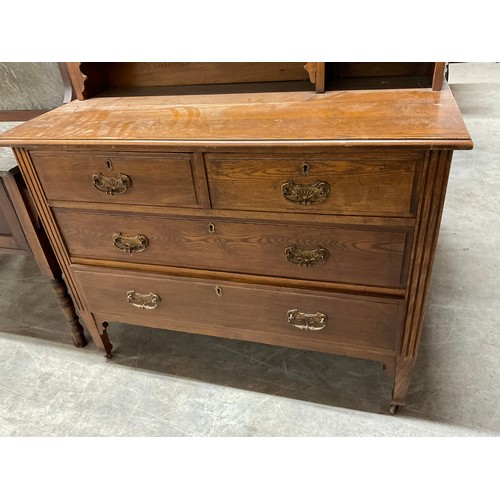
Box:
[0,62,471,413]
[0,133,30,254]
[0,65,86,347]
[0,139,86,347]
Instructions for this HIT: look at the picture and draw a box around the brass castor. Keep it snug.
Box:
[390,404,399,415]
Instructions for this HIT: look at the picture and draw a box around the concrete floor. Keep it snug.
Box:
[0,63,498,436]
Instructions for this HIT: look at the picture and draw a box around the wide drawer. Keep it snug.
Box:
[205,152,424,217]
[29,151,200,208]
[74,267,403,353]
[55,209,411,288]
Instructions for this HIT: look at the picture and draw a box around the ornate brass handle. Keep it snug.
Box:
[285,245,329,267]
[126,290,160,310]
[287,309,327,331]
[112,233,149,254]
[92,172,132,195]
[281,179,330,205]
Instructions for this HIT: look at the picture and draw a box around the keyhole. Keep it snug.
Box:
[302,162,310,176]
[105,159,113,170]
[208,222,216,234]
[215,286,223,297]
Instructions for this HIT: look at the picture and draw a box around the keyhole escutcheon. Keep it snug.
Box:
[208,223,216,234]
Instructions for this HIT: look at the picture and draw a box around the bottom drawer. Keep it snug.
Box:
[74,267,403,355]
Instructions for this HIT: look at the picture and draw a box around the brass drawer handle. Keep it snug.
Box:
[112,233,149,254]
[127,290,160,310]
[281,179,330,205]
[287,309,327,331]
[285,245,329,267]
[92,172,132,195]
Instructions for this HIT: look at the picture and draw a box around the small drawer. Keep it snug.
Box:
[205,152,424,217]
[74,267,403,353]
[55,209,412,288]
[29,151,200,208]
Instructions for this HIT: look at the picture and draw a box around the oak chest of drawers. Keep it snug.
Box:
[0,62,472,413]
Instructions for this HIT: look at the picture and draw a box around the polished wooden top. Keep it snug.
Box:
[0,86,472,149]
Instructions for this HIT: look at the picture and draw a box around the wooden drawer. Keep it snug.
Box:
[29,151,201,208]
[205,152,424,217]
[55,209,411,288]
[74,267,403,353]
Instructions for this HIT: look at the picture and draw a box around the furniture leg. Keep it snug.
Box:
[390,355,416,414]
[50,277,87,347]
[78,310,113,358]
[100,322,113,359]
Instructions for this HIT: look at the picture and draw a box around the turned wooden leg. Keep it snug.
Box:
[50,278,87,348]
[390,355,416,413]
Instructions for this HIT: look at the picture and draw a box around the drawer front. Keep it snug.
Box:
[56,210,411,288]
[74,267,403,353]
[30,151,200,208]
[206,153,423,217]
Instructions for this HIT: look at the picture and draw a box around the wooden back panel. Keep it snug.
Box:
[66,62,445,100]
[326,62,445,91]
[338,62,435,78]
[106,62,310,87]
[67,62,317,100]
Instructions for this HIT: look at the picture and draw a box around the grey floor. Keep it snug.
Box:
[0,63,498,436]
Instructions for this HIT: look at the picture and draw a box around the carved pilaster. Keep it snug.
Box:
[392,150,453,407]
[401,150,453,358]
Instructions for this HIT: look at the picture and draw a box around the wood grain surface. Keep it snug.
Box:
[206,152,423,217]
[54,209,411,288]
[0,87,472,148]
[105,62,311,88]
[30,151,201,207]
[1,61,472,409]
[74,266,403,353]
